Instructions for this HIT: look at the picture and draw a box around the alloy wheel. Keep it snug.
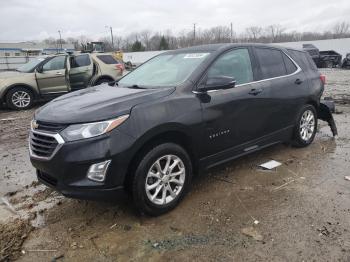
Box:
[11,91,31,108]
[145,154,186,205]
[299,109,315,141]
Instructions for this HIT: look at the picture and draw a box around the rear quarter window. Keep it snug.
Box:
[287,49,318,72]
[282,53,298,74]
[96,55,120,64]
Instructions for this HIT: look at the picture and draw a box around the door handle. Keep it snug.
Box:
[248,88,263,96]
[56,72,63,76]
[295,78,303,85]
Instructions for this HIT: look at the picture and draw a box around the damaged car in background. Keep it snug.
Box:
[303,44,342,68]
[0,53,124,110]
[29,43,337,216]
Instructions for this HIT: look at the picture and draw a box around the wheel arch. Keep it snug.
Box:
[124,126,198,190]
[306,99,319,113]
[92,75,115,85]
[4,83,38,100]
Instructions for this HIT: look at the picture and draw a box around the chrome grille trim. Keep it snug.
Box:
[29,128,65,161]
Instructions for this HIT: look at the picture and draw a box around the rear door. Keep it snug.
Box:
[35,55,69,95]
[253,47,308,132]
[69,54,94,90]
[199,47,272,159]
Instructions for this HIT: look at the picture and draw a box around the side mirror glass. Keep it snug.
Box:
[36,66,43,73]
[199,75,236,92]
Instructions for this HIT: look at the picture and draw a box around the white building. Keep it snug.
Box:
[0,42,75,71]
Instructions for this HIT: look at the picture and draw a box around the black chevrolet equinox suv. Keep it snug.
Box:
[30,43,335,216]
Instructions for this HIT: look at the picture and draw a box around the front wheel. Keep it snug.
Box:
[6,87,34,110]
[132,143,193,216]
[292,105,317,147]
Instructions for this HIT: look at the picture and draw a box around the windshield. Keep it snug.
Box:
[17,57,46,73]
[118,52,211,87]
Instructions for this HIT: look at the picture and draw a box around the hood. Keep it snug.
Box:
[35,84,175,124]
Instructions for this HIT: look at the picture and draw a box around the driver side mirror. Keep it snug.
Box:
[198,75,236,93]
[36,66,43,73]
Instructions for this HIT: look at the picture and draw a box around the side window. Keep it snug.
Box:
[42,56,66,71]
[255,48,286,79]
[288,50,316,72]
[282,53,298,74]
[71,54,91,68]
[207,48,253,85]
[96,55,119,64]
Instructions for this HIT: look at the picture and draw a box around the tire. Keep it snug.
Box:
[94,78,112,86]
[6,87,34,110]
[132,143,193,216]
[292,104,317,148]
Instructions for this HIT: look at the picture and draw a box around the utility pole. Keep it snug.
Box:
[58,30,62,52]
[193,23,196,44]
[230,23,233,43]
[106,26,114,49]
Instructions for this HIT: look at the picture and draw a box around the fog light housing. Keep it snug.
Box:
[87,160,111,182]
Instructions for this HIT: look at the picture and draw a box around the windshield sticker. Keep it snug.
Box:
[183,53,210,59]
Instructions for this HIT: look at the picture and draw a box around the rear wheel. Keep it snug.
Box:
[292,105,317,147]
[132,143,193,216]
[6,87,34,110]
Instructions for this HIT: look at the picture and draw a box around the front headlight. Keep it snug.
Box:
[61,115,129,142]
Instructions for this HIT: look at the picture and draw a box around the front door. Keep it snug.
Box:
[199,48,269,161]
[36,55,70,95]
[69,54,94,90]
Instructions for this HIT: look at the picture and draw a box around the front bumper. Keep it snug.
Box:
[30,128,136,201]
[37,170,125,201]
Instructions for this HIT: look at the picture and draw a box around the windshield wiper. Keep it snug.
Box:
[127,84,147,89]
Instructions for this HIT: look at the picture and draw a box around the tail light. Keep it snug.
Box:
[116,64,124,72]
[320,74,326,85]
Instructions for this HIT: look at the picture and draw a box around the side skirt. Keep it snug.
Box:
[198,126,294,170]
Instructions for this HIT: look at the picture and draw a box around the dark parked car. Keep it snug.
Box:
[29,44,336,216]
[303,44,342,68]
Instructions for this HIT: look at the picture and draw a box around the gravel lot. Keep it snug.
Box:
[0,69,349,261]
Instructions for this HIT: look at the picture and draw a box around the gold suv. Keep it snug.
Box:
[0,53,124,110]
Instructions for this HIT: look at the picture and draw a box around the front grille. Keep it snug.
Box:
[30,132,59,158]
[36,121,67,133]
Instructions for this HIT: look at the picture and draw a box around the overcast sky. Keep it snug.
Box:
[1,0,349,42]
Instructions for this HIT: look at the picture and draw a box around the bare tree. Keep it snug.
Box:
[140,30,151,50]
[332,22,350,38]
[245,26,262,41]
[114,36,123,50]
[265,24,285,43]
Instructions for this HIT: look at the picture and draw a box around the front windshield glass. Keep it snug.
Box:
[17,57,46,73]
[118,52,211,87]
